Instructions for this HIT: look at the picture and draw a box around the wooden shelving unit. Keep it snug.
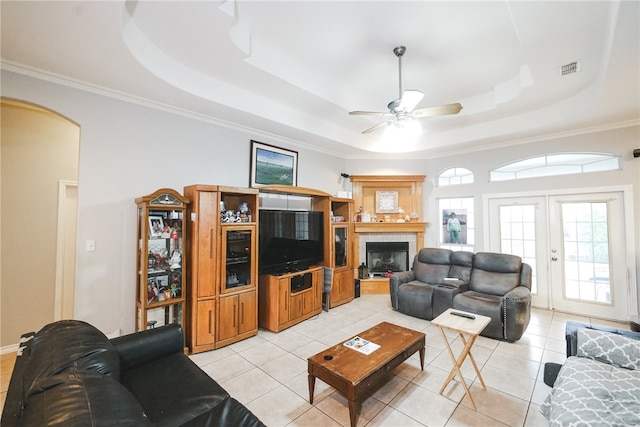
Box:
[183,185,259,353]
[135,188,189,334]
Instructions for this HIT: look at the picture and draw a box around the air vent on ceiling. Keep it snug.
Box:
[560,61,581,76]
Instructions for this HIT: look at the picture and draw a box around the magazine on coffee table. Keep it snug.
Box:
[344,336,380,355]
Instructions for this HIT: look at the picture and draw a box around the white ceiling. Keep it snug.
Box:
[2,1,639,158]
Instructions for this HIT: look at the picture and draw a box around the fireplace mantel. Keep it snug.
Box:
[354,221,428,234]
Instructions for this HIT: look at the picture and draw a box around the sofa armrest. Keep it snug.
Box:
[1,332,35,427]
[111,323,184,371]
[389,271,415,309]
[503,286,531,341]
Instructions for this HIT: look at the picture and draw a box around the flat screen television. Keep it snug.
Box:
[258,210,324,275]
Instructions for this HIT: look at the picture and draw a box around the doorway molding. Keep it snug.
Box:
[54,180,78,320]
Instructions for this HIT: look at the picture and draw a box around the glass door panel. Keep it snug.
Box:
[222,227,253,292]
[333,225,348,268]
[489,196,548,309]
[550,192,627,320]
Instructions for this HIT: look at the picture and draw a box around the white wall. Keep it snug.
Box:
[1,70,347,337]
[3,69,638,338]
[346,126,640,311]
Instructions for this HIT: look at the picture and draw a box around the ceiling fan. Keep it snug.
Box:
[349,46,463,134]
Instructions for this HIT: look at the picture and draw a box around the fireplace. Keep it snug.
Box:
[366,242,410,276]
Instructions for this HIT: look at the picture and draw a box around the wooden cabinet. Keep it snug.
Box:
[183,184,259,353]
[135,188,188,333]
[329,198,355,308]
[195,299,216,348]
[218,290,257,345]
[331,269,355,307]
[258,267,322,332]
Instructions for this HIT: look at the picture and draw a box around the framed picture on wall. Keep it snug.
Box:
[250,140,298,187]
[375,191,399,213]
[442,209,467,244]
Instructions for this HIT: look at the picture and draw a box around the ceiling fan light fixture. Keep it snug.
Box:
[349,45,462,135]
[384,118,422,141]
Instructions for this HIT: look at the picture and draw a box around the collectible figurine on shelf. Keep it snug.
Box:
[160,222,171,238]
[354,206,363,222]
[170,250,181,269]
[238,202,252,222]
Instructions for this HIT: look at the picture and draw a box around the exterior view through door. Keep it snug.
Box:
[488,189,633,322]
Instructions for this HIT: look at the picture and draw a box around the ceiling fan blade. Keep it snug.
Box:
[349,111,391,116]
[398,90,424,112]
[362,121,391,134]
[412,102,463,118]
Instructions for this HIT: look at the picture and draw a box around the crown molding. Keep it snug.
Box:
[0,60,340,157]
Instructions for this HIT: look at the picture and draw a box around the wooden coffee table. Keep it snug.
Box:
[308,322,425,427]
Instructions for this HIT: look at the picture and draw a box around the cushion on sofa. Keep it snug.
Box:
[413,248,452,284]
[448,251,474,282]
[540,356,640,426]
[577,328,640,370]
[397,282,434,320]
[23,320,120,398]
[182,397,266,427]
[453,291,504,338]
[119,352,230,427]
[469,252,522,295]
[19,371,152,426]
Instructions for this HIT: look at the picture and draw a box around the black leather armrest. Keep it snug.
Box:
[1,332,35,427]
[111,323,184,371]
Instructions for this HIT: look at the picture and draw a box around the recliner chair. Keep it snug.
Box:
[453,252,532,341]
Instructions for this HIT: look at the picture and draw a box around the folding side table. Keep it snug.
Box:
[431,308,491,410]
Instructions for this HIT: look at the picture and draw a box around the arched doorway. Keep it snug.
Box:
[0,98,80,350]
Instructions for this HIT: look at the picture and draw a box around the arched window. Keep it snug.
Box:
[490,153,620,182]
[438,167,474,186]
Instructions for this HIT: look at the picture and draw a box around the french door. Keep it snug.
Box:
[488,190,631,321]
[488,197,549,308]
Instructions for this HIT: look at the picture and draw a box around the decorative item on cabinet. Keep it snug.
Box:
[135,188,188,337]
[358,263,369,280]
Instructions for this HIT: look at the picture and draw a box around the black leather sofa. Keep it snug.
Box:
[1,320,265,426]
[390,248,532,341]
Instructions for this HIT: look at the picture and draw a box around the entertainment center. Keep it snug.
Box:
[135,179,428,350]
[258,267,323,332]
[256,185,356,332]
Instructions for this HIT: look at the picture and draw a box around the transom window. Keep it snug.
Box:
[438,167,474,186]
[490,153,620,182]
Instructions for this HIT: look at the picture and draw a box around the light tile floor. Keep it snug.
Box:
[1,295,630,426]
[190,294,630,427]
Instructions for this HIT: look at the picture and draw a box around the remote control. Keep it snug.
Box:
[450,311,475,319]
